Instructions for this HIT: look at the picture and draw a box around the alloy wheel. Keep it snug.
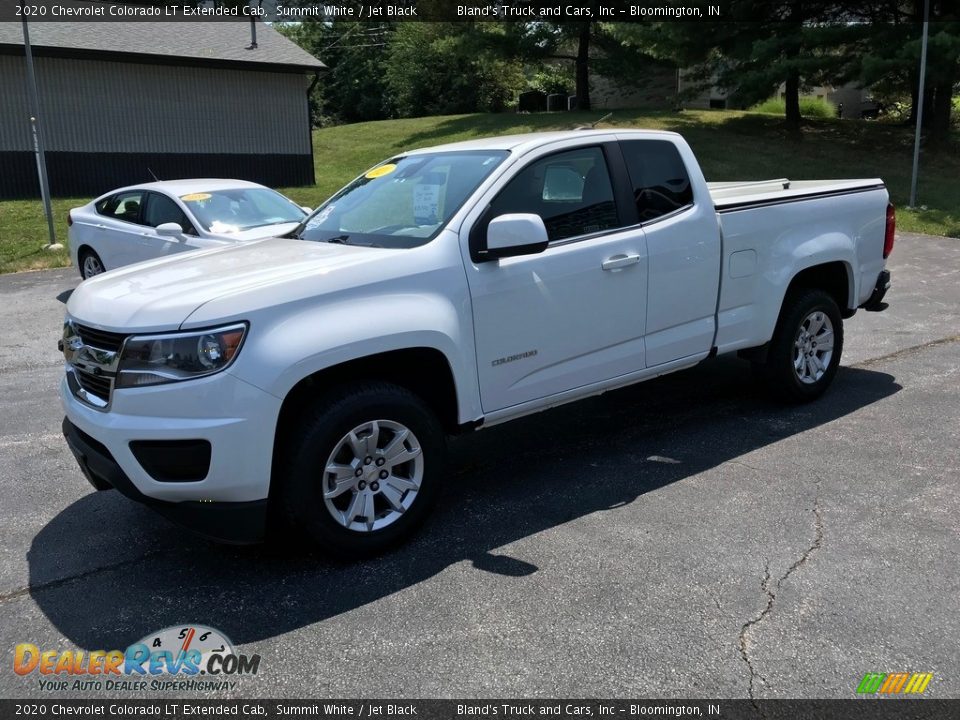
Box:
[793,310,835,384]
[322,420,424,532]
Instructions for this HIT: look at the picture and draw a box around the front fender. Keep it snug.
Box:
[229,292,482,424]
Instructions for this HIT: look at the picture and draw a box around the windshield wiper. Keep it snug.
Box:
[326,235,352,245]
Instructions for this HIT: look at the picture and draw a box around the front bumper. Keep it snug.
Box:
[60,368,282,543]
[63,417,267,544]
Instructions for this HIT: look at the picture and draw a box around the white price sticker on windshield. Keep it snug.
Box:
[413,184,441,225]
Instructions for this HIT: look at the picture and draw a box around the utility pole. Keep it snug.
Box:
[20,2,61,250]
[909,0,930,208]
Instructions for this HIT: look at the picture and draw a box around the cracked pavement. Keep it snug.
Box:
[0,233,957,699]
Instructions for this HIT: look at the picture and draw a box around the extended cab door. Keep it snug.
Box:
[462,142,648,414]
[617,137,721,366]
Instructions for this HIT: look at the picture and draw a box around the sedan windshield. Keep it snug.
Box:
[293,151,509,248]
[180,188,305,233]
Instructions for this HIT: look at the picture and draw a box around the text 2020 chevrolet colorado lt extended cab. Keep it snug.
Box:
[60,130,894,553]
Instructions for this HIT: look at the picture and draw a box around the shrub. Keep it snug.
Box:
[751,96,837,119]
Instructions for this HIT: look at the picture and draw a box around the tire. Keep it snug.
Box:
[761,288,844,403]
[278,381,446,557]
[78,248,105,279]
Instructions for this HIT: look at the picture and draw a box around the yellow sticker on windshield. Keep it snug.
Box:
[180,193,212,202]
[365,164,396,179]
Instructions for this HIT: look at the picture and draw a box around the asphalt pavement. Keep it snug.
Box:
[0,233,957,699]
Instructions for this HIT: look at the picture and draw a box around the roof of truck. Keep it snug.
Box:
[403,129,682,156]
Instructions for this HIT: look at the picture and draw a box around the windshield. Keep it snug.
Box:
[294,150,509,248]
[180,188,306,233]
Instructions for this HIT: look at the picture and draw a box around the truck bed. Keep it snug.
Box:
[708,178,885,210]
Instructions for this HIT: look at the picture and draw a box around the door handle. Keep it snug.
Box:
[601,253,641,271]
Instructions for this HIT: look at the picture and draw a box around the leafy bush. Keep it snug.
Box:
[751,96,838,119]
[531,65,575,96]
[385,24,526,117]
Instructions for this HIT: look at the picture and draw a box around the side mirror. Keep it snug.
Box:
[156,222,183,239]
[484,213,549,260]
[300,206,313,215]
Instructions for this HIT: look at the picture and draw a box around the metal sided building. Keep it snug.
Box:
[0,21,325,198]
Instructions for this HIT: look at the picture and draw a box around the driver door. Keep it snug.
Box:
[462,144,648,414]
[137,192,198,261]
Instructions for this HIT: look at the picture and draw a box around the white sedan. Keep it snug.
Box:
[68,179,310,279]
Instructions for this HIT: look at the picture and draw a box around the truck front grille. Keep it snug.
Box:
[63,321,128,409]
[74,323,127,353]
[74,369,112,404]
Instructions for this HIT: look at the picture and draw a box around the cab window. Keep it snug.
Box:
[619,140,694,222]
[487,147,620,242]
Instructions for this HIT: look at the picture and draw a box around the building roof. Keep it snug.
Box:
[0,15,324,72]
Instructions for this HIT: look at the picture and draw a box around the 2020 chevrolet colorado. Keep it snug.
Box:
[60,130,894,553]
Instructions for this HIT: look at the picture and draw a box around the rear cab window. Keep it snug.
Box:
[619,140,694,222]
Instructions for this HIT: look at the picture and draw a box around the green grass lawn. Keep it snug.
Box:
[1,109,957,274]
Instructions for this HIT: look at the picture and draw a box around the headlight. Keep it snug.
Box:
[116,323,247,388]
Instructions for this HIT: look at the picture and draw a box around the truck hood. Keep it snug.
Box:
[67,238,394,331]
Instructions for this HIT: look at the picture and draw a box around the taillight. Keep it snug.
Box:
[883,202,895,259]
[67,212,73,228]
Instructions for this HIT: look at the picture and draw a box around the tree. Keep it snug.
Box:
[384,23,526,117]
[278,20,394,124]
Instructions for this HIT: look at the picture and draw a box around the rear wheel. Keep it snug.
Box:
[761,288,844,403]
[278,382,445,556]
[79,249,105,279]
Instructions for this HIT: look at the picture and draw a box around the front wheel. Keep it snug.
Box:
[761,288,844,403]
[278,382,445,556]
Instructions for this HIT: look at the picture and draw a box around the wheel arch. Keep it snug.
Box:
[783,260,855,317]
[739,260,853,363]
[270,347,462,502]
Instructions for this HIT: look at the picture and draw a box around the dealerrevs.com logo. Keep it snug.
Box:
[13,625,261,693]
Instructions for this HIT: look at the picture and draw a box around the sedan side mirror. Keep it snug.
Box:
[484,213,549,260]
[156,222,184,239]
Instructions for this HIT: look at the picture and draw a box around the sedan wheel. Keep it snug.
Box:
[80,251,105,279]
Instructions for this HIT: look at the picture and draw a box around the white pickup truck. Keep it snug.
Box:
[60,130,894,553]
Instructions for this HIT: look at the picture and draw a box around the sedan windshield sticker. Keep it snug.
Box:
[180,193,212,202]
[365,163,397,179]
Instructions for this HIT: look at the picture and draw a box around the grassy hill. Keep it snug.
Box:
[2,109,957,274]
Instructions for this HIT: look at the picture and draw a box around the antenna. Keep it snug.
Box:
[575,112,613,130]
[147,167,160,182]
